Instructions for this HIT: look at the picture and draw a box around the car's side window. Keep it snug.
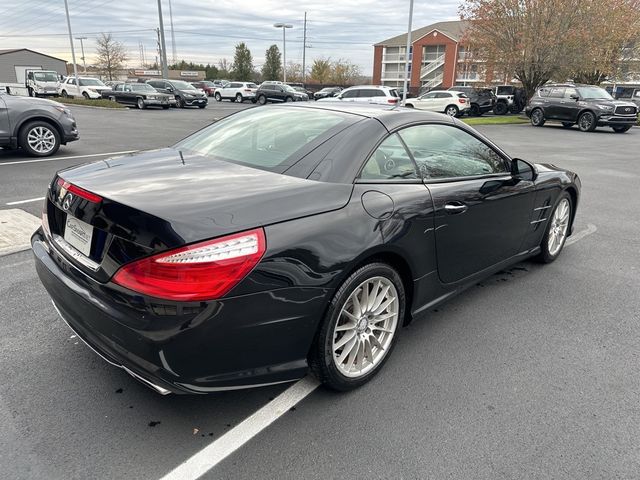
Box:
[342,90,358,99]
[422,92,437,100]
[359,134,418,180]
[398,124,508,180]
[124,85,132,92]
[564,88,578,99]
[115,84,124,92]
[548,87,565,98]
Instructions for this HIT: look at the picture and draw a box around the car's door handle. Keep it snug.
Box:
[444,202,468,214]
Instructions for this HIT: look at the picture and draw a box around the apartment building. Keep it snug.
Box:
[372,20,479,92]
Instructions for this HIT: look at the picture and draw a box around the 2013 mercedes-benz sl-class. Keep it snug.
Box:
[32,104,581,394]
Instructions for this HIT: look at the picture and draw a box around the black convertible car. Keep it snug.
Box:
[32,104,580,394]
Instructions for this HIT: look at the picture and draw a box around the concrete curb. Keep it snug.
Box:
[61,103,129,111]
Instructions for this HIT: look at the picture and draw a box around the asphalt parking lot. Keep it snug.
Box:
[1,103,639,479]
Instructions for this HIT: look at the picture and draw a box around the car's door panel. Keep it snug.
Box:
[0,96,10,141]
[545,87,565,119]
[395,123,536,284]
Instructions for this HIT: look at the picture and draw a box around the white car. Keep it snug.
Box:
[319,85,400,105]
[58,77,110,99]
[404,90,470,117]
[214,82,258,102]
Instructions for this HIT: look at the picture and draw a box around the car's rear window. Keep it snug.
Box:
[175,107,358,173]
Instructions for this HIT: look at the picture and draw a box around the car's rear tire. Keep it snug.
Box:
[404,103,414,108]
[578,111,597,132]
[530,108,545,127]
[108,95,116,102]
[19,120,61,157]
[214,92,222,102]
[137,98,145,109]
[561,122,573,128]
[445,105,459,117]
[612,125,631,133]
[257,95,267,105]
[535,192,572,264]
[235,93,243,103]
[309,262,405,391]
[493,102,508,115]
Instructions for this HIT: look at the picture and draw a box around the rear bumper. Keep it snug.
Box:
[32,230,326,394]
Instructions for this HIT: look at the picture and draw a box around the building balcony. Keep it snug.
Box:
[382,54,411,63]
[381,71,410,80]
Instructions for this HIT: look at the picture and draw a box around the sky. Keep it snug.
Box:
[0,0,460,75]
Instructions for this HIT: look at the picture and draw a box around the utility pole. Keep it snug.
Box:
[401,0,414,105]
[156,0,169,78]
[75,36,87,73]
[63,0,79,87]
[302,12,307,84]
[168,0,177,64]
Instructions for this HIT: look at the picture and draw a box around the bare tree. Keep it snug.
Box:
[95,33,128,81]
[331,59,361,85]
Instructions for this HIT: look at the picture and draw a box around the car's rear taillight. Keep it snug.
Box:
[458,98,466,103]
[57,177,102,203]
[388,98,398,104]
[112,228,266,301]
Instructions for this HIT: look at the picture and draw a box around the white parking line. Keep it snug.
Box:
[158,377,320,480]
[0,150,137,166]
[6,197,45,206]
[566,223,597,245]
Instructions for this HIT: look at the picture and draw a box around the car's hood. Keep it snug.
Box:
[57,148,354,243]
[583,99,637,108]
[178,89,205,96]
[7,95,64,109]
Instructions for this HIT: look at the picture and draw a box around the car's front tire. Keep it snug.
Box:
[214,92,222,102]
[82,92,90,99]
[285,96,294,102]
[530,108,545,127]
[19,120,61,157]
[578,111,597,132]
[469,104,481,116]
[612,125,631,133]
[535,192,572,263]
[309,262,405,391]
[175,96,184,108]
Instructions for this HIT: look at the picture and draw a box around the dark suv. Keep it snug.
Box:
[526,83,638,133]
[255,83,297,104]
[146,79,208,108]
[448,86,495,116]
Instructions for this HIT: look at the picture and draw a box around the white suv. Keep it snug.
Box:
[214,82,258,102]
[58,77,110,99]
[404,90,470,117]
[318,85,400,105]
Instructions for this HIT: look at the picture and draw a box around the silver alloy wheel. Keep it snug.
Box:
[548,198,570,256]
[445,106,458,117]
[26,126,56,154]
[137,98,145,109]
[332,276,399,378]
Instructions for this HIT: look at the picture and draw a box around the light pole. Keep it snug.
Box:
[273,23,293,82]
[75,36,87,73]
[63,0,79,87]
[402,0,414,105]
[156,0,169,78]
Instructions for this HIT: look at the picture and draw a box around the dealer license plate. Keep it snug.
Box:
[63,215,93,257]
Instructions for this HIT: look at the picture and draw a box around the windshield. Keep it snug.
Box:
[79,78,105,86]
[33,72,58,82]
[576,86,613,100]
[284,85,296,92]
[175,107,357,173]
[171,80,196,90]
[319,88,334,93]
[131,84,156,92]
[201,81,215,87]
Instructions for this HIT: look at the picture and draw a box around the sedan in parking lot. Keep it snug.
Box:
[404,90,470,117]
[102,83,171,109]
[32,104,580,395]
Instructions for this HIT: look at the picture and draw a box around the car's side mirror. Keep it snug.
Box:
[166,86,174,92]
[336,94,342,99]
[570,94,579,100]
[511,157,537,181]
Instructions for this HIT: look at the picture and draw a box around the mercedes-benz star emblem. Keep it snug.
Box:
[62,193,73,211]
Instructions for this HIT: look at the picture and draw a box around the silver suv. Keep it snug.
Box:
[319,85,400,105]
[0,92,78,157]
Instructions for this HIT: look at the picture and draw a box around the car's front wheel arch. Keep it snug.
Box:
[15,116,64,145]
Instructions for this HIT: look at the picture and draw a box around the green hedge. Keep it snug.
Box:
[462,115,530,126]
